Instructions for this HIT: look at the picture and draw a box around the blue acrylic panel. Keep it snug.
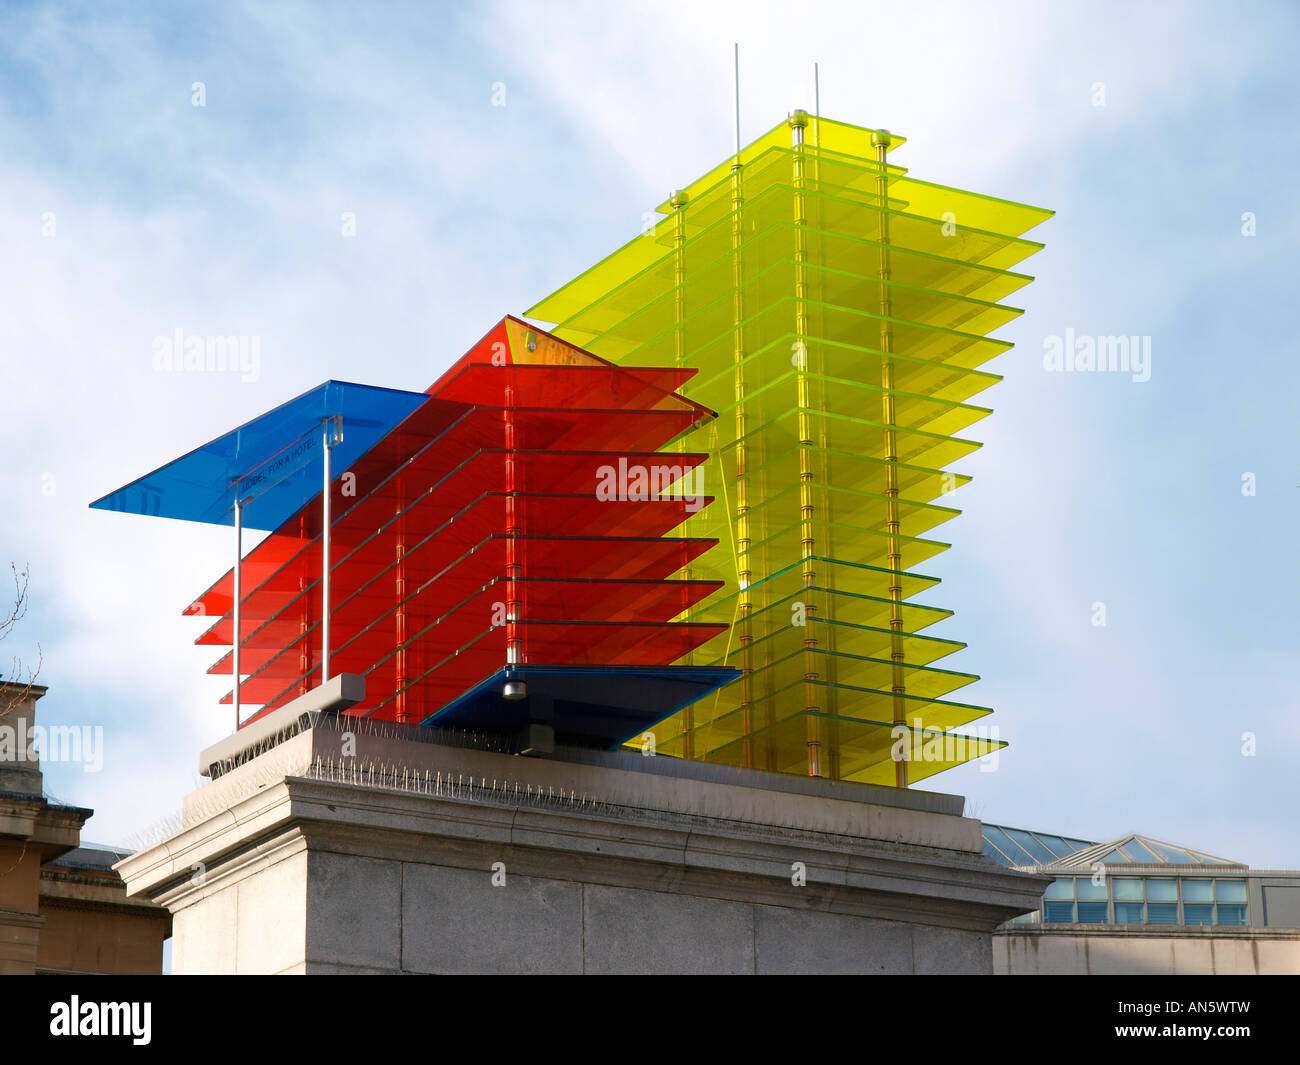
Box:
[419,664,741,750]
[89,380,432,530]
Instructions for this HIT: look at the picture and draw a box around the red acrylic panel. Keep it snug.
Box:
[203,317,730,729]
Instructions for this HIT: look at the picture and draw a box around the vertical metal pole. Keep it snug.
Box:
[792,110,823,779]
[874,130,908,788]
[395,526,407,722]
[297,513,309,696]
[233,494,242,731]
[733,44,741,158]
[321,419,334,684]
[730,43,754,770]
[731,155,753,771]
[814,63,820,117]
[504,385,522,682]
[671,188,695,758]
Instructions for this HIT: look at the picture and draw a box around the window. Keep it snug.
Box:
[983,825,1037,865]
[1076,878,1107,901]
[1216,904,1248,926]
[1044,878,1074,899]
[1077,902,1108,923]
[1036,835,1078,859]
[1114,902,1144,923]
[1039,873,1251,928]
[1125,838,1161,862]
[1216,880,1248,903]
[1150,842,1195,864]
[1004,828,1058,864]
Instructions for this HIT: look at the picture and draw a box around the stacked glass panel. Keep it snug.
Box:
[186,318,728,727]
[527,115,1052,784]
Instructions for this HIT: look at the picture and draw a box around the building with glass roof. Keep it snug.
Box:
[984,823,1258,927]
[983,823,1300,974]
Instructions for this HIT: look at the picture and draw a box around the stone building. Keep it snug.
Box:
[0,681,170,974]
[983,821,1300,975]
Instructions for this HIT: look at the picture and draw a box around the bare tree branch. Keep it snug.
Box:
[0,563,42,721]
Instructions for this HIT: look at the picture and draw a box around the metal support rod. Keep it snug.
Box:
[321,418,336,683]
[731,154,753,771]
[504,385,522,682]
[792,109,823,779]
[731,44,746,767]
[233,495,242,731]
[671,188,694,758]
[395,529,407,721]
[874,130,908,788]
[733,43,741,158]
[298,513,309,696]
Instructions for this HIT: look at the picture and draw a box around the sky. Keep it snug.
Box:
[2,0,1298,867]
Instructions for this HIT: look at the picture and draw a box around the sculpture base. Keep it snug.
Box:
[118,716,1045,974]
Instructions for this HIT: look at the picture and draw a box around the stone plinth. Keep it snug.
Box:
[118,713,1046,975]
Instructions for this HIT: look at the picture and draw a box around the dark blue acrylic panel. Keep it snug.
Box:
[89,380,432,530]
[420,664,741,749]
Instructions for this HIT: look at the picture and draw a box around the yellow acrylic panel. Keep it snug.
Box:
[526,112,1049,784]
